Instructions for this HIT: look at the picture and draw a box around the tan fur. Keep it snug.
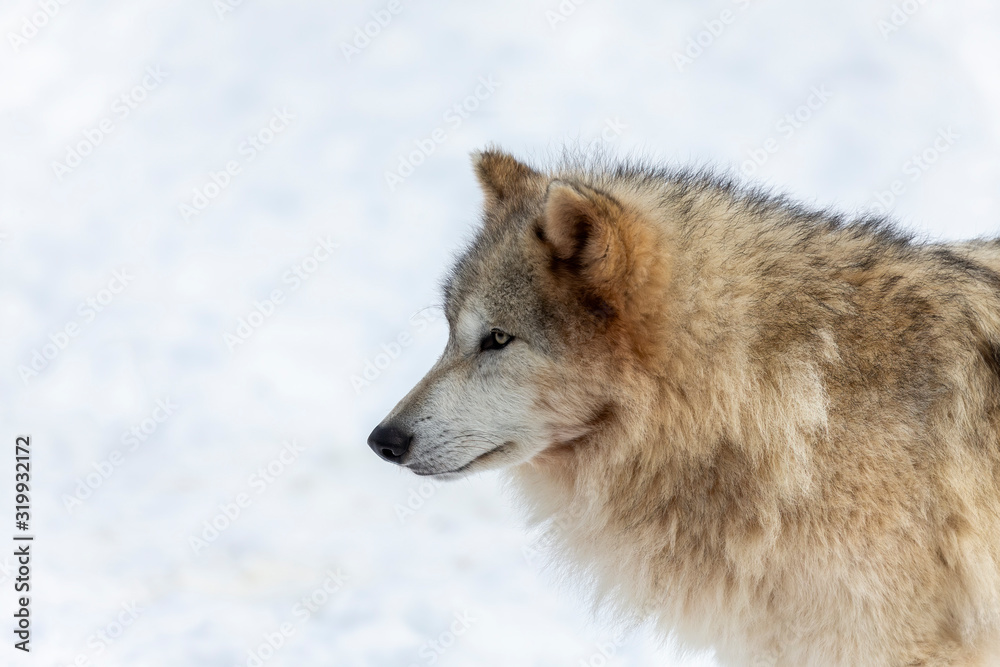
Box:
[375,150,1000,666]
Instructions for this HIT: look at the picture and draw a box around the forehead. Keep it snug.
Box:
[442,224,552,342]
[443,222,520,317]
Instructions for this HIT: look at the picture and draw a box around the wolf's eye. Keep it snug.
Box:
[480,329,514,351]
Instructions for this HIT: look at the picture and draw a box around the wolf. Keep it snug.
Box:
[368,149,1000,666]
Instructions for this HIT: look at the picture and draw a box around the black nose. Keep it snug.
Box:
[367,423,412,464]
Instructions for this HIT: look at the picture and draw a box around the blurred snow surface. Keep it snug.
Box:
[0,0,998,665]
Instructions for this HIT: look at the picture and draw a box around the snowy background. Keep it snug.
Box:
[1,0,998,665]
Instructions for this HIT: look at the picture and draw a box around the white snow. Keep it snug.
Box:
[0,0,998,665]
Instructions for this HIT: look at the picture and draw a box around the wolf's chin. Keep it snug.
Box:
[408,441,518,477]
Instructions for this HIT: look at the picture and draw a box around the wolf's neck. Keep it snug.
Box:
[507,395,803,630]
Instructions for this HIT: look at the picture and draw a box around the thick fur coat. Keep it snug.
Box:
[370,150,1000,666]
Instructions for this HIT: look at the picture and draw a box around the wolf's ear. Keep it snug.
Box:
[473,150,542,206]
[538,180,642,311]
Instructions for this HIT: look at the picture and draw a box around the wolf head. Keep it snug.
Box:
[368,150,667,478]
